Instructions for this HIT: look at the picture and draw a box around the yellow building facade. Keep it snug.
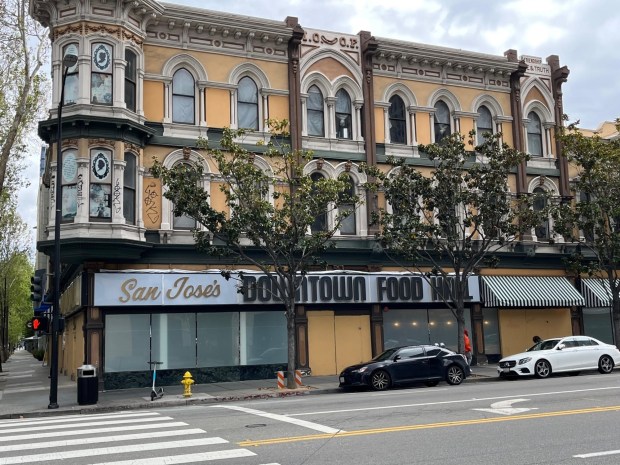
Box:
[30,0,600,389]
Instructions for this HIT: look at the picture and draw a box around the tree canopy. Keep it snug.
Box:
[363,131,541,354]
[151,120,363,387]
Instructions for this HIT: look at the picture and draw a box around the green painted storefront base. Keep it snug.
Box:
[103,364,287,390]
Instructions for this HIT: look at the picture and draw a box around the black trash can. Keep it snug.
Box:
[77,364,98,405]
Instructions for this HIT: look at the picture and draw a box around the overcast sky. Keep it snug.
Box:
[19,0,619,252]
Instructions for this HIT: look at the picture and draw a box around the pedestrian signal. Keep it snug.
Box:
[29,316,49,332]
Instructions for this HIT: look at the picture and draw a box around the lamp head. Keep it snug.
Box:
[63,54,78,69]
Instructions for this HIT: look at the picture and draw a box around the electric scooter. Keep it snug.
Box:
[148,361,164,401]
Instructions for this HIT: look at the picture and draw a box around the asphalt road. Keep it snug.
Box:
[1,371,620,464]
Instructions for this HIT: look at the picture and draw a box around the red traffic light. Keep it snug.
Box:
[29,316,49,332]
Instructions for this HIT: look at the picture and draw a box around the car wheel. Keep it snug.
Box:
[425,380,439,387]
[370,370,391,391]
[598,355,614,374]
[446,365,464,385]
[534,359,551,378]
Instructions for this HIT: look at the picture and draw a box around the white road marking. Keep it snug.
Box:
[0,428,208,452]
[91,449,256,465]
[0,438,231,465]
[0,416,175,434]
[0,412,160,428]
[473,398,538,416]
[287,386,620,416]
[2,374,33,379]
[213,405,344,434]
[574,450,620,458]
[0,421,189,443]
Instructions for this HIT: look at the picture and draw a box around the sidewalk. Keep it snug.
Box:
[0,350,497,419]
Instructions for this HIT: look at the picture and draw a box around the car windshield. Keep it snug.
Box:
[372,348,400,362]
[527,339,560,351]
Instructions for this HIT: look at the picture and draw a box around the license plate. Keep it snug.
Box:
[502,367,510,373]
[339,376,345,383]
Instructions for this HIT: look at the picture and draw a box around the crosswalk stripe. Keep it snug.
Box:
[0,438,233,464]
[0,416,173,434]
[0,421,189,443]
[0,428,210,452]
[0,411,159,428]
[91,449,257,465]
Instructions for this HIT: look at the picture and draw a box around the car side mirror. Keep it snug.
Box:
[557,343,565,350]
[393,355,401,361]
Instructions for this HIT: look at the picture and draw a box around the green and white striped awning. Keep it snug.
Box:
[581,279,613,307]
[480,276,585,308]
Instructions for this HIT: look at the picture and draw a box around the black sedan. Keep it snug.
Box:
[339,345,471,391]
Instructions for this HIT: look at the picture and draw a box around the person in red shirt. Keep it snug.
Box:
[464,329,472,366]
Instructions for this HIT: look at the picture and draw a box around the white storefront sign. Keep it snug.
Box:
[94,271,480,306]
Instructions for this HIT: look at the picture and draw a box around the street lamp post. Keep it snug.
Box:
[49,53,78,409]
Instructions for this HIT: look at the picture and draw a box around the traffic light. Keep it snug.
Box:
[30,269,47,308]
[28,316,49,333]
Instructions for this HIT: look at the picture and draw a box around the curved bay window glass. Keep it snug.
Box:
[238,76,259,130]
[63,43,79,105]
[434,101,451,143]
[91,43,113,105]
[307,85,324,136]
[388,95,406,144]
[60,149,78,222]
[338,175,356,235]
[172,68,195,124]
[476,106,494,145]
[310,172,327,233]
[527,112,543,156]
[123,152,136,225]
[533,187,549,240]
[90,148,112,220]
[124,50,137,112]
[335,89,352,139]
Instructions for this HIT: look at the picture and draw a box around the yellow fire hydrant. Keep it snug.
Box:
[181,371,194,398]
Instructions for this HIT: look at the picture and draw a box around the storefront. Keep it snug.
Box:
[92,270,481,388]
[580,278,615,344]
[479,276,585,359]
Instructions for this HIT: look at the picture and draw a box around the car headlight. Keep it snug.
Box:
[353,367,368,373]
[518,357,532,365]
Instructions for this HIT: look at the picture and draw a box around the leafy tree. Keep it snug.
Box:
[0,195,33,369]
[553,119,620,347]
[151,120,363,388]
[363,132,541,355]
[0,0,49,201]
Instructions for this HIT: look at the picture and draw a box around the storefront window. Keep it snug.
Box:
[482,307,500,358]
[104,314,150,372]
[242,311,287,365]
[583,307,613,344]
[197,312,240,367]
[152,313,196,369]
[383,307,471,352]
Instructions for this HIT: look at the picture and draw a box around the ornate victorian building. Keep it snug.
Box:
[30,0,605,389]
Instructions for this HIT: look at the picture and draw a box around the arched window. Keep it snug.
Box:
[533,187,549,240]
[335,89,352,139]
[238,76,259,130]
[476,106,494,145]
[434,101,451,143]
[389,95,406,144]
[63,43,79,105]
[339,175,356,235]
[172,162,197,230]
[172,68,195,124]
[310,172,327,232]
[60,149,78,222]
[307,85,324,137]
[90,148,113,221]
[123,152,137,224]
[124,50,137,112]
[527,112,543,156]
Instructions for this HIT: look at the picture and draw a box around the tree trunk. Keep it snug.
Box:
[285,299,297,389]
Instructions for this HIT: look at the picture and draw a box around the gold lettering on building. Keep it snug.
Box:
[166,276,221,300]
[119,278,161,302]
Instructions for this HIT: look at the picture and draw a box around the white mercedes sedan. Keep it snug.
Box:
[498,336,620,379]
